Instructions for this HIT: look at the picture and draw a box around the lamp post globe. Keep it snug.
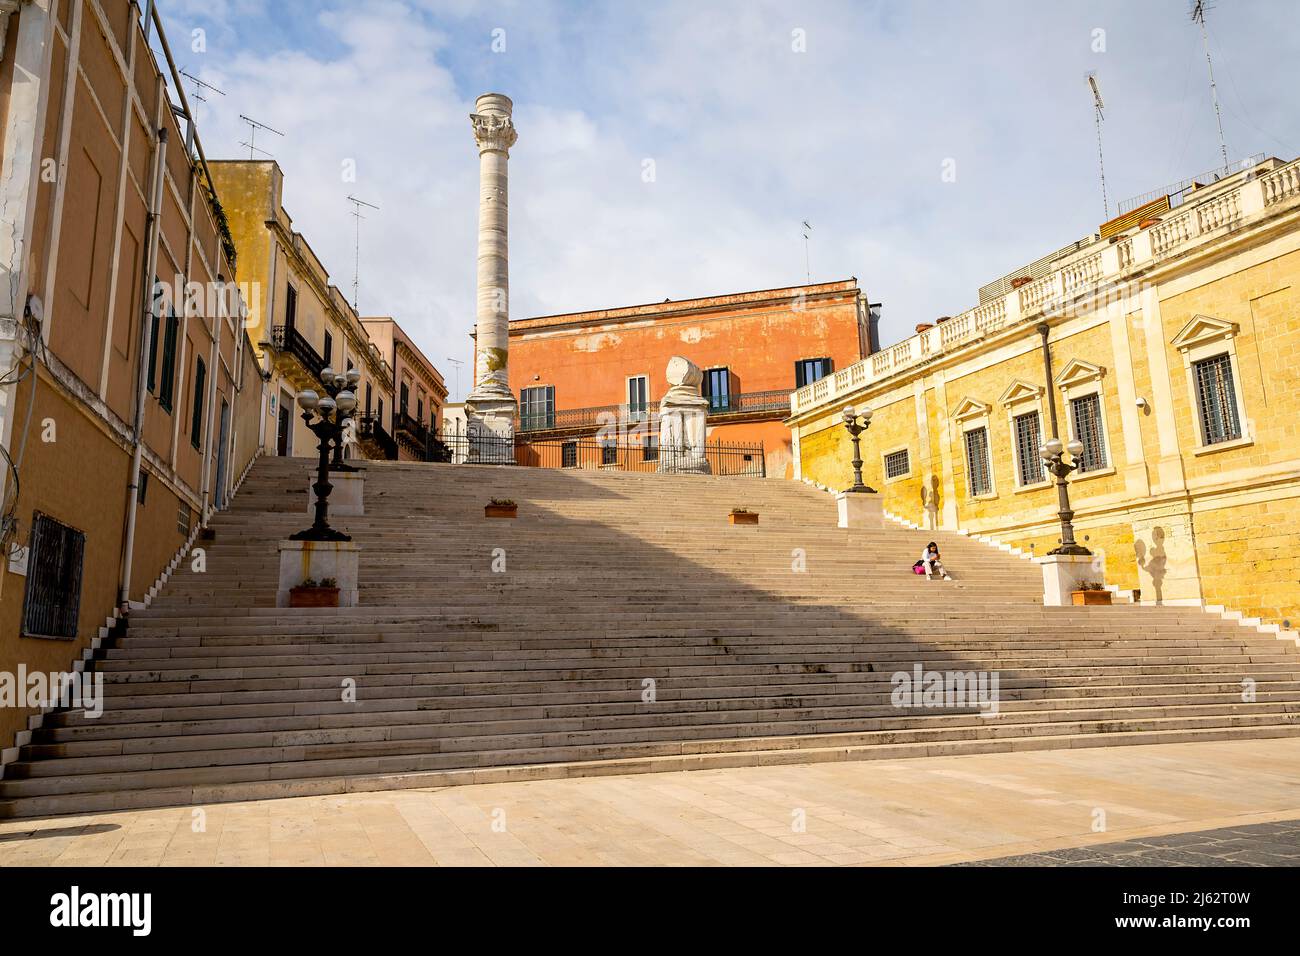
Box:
[297,389,319,411]
[335,390,357,414]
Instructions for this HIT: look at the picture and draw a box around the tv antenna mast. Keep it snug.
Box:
[346,195,380,313]
[238,114,283,160]
[445,357,464,403]
[1190,0,1229,174]
[1087,73,1109,220]
[801,221,812,283]
[179,68,224,104]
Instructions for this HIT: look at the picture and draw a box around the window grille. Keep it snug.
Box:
[1069,393,1107,471]
[1013,411,1044,486]
[964,427,992,496]
[21,513,85,639]
[883,449,910,479]
[1193,353,1242,445]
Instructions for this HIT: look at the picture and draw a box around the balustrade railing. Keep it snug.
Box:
[789,156,1300,416]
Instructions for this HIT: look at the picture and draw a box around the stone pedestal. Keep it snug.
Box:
[1037,553,1097,607]
[836,490,883,529]
[308,470,365,516]
[277,539,361,608]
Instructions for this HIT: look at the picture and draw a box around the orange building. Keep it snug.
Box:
[500,279,876,477]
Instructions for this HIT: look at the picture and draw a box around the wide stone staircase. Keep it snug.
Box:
[3,456,1299,818]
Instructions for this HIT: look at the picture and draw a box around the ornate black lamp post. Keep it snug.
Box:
[1039,436,1091,555]
[841,404,876,493]
[290,383,357,542]
[317,366,363,472]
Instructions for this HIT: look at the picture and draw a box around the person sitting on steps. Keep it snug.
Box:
[915,541,952,580]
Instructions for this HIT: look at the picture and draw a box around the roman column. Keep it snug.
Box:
[466,93,518,456]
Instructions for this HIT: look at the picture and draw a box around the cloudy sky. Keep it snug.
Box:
[156,0,1300,400]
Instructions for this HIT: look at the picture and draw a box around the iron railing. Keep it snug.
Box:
[516,390,792,433]
[441,434,766,476]
[270,324,325,380]
[394,409,429,447]
[357,414,398,460]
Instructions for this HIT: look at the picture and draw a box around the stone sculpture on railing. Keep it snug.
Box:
[658,355,711,475]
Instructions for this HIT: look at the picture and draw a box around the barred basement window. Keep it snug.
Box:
[643,435,659,462]
[1013,411,1044,486]
[1193,353,1242,445]
[21,513,86,639]
[177,503,192,535]
[883,449,910,479]
[561,441,577,468]
[964,427,992,496]
[1069,393,1107,472]
[601,442,618,466]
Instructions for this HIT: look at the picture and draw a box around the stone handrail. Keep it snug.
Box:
[790,157,1300,417]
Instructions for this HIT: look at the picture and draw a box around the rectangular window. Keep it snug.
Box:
[285,284,298,330]
[643,435,659,462]
[190,356,206,450]
[365,383,372,416]
[323,331,333,367]
[702,367,731,413]
[520,385,555,430]
[147,279,163,393]
[1193,353,1242,445]
[21,513,86,639]
[417,397,424,423]
[158,309,179,412]
[1013,411,1044,486]
[964,427,992,497]
[177,503,192,535]
[883,448,910,479]
[137,470,149,505]
[1069,393,1107,472]
[794,357,833,388]
[601,442,618,466]
[561,441,577,468]
[400,381,409,415]
[627,375,648,421]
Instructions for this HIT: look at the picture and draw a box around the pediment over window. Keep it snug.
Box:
[1171,314,1239,352]
[998,379,1044,407]
[1054,358,1106,391]
[951,397,991,422]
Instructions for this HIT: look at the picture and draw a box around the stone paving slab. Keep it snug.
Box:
[2,737,1300,867]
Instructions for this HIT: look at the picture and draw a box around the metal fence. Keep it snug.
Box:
[440,434,766,476]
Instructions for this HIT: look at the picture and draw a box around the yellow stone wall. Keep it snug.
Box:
[793,211,1300,630]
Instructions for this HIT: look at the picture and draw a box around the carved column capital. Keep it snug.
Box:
[470,112,518,154]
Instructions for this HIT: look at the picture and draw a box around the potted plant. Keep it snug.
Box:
[1071,581,1112,606]
[728,507,759,526]
[485,498,518,518]
[289,577,340,608]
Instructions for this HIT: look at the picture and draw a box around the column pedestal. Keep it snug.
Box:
[277,539,361,607]
[837,490,883,529]
[1037,553,1097,607]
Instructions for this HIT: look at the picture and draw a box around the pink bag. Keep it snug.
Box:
[912,564,926,575]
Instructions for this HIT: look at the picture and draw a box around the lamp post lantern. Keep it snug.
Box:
[290,384,352,543]
[1039,437,1091,555]
[841,404,876,493]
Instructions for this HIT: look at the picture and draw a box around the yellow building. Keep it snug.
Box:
[789,156,1300,631]
[207,161,396,461]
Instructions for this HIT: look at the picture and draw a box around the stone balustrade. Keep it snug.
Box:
[790,157,1300,416]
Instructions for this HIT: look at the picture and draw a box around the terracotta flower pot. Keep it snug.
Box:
[728,512,759,525]
[485,504,518,519]
[289,586,340,608]
[1072,590,1112,606]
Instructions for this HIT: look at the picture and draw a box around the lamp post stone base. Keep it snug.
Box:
[836,490,884,529]
[1037,552,1097,607]
[277,539,362,607]
[308,468,365,516]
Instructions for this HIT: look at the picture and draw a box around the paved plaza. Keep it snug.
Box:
[2,738,1299,867]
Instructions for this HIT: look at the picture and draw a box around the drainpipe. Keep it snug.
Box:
[118,126,168,613]
[1037,322,1060,440]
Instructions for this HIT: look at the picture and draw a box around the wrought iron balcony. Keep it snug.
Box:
[357,414,398,460]
[394,409,430,447]
[270,324,326,383]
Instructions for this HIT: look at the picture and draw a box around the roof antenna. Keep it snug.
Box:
[801,221,812,284]
[347,195,380,313]
[238,114,283,160]
[1190,0,1230,174]
[179,68,224,104]
[1087,73,1109,220]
